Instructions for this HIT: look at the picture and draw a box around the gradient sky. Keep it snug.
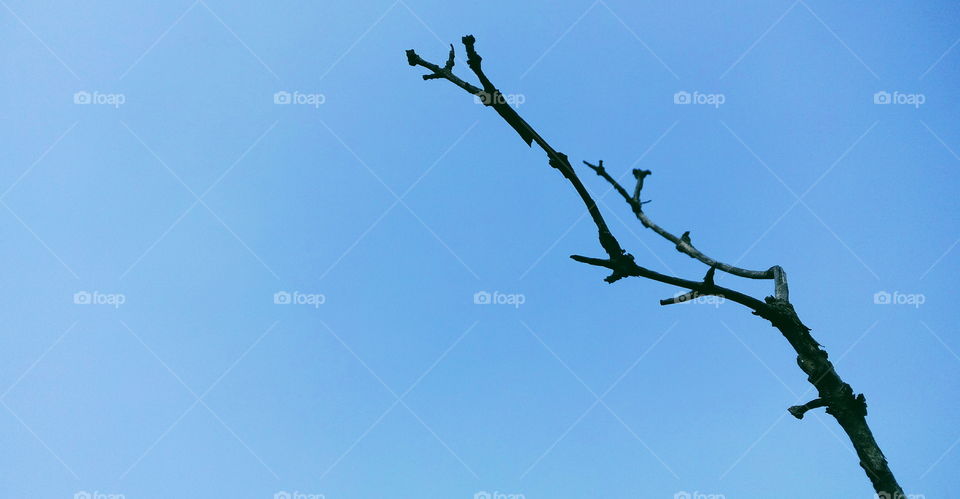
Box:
[1,1,958,498]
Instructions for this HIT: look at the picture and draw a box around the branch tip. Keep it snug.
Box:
[788,398,828,419]
[704,265,716,286]
[444,44,455,70]
[405,49,419,66]
[660,291,698,306]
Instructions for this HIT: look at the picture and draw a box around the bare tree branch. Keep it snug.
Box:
[411,37,627,267]
[583,160,777,276]
[406,35,904,498]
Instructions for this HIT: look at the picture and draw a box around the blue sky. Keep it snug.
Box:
[1,1,958,498]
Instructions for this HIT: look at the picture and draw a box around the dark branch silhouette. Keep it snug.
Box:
[406,35,904,498]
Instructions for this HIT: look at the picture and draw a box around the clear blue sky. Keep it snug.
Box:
[1,1,958,498]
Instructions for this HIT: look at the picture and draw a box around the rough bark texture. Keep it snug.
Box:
[406,35,904,498]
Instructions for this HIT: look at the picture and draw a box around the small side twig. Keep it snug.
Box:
[582,159,780,287]
[788,398,829,419]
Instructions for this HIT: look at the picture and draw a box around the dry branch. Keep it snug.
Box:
[406,35,904,498]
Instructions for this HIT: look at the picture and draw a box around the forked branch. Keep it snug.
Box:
[581,159,789,301]
[406,35,903,498]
